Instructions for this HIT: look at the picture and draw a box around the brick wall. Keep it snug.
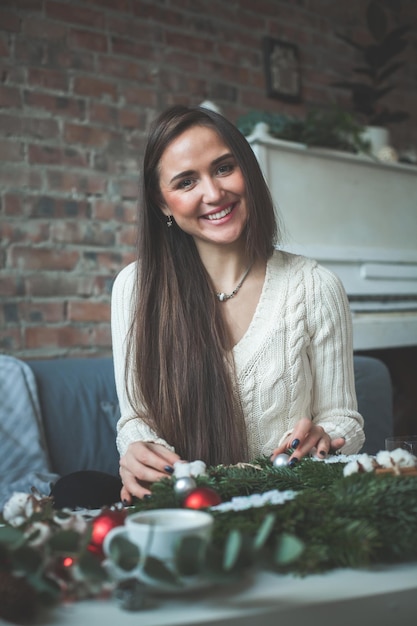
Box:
[1,0,416,358]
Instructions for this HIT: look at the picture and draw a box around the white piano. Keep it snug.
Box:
[248,123,417,351]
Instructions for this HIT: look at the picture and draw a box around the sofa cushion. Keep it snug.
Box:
[0,355,59,509]
[354,355,393,454]
[28,357,120,477]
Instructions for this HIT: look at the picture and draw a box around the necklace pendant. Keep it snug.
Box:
[218,293,226,302]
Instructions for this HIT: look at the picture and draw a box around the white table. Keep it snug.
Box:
[32,562,417,626]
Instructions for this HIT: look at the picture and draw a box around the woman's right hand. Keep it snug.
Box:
[119,441,182,503]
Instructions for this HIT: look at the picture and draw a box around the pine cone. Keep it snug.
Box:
[0,571,38,624]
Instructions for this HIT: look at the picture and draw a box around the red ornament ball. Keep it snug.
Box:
[183,486,222,509]
[88,508,126,556]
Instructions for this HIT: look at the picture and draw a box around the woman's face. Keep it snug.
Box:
[158,125,248,252]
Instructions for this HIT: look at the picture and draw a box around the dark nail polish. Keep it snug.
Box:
[288,457,299,467]
[319,450,327,457]
[291,438,300,449]
[143,494,152,500]
[122,499,129,507]
[164,465,174,474]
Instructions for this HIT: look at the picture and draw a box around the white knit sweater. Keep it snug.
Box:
[111,250,365,459]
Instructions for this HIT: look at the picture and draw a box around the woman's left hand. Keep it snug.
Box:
[270,417,345,465]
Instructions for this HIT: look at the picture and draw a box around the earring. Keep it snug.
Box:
[166,215,173,228]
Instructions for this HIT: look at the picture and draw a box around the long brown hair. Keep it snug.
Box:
[126,105,278,465]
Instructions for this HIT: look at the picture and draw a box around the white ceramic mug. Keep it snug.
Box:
[103,508,213,586]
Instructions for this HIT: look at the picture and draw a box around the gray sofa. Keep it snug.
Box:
[0,355,394,508]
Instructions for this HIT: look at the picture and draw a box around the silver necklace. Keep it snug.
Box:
[216,264,253,302]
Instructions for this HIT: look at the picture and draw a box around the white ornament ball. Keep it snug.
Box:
[272,453,289,468]
[174,476,197,497]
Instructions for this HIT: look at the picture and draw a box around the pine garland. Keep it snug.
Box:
[138,456,417,573]
[1,456,417,624]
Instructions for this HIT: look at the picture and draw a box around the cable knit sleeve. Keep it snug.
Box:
[111,264,175,457]
[306,263,365,454]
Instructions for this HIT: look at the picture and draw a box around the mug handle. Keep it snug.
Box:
[102,526,142,580]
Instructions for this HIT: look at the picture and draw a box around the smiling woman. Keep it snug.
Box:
[158,126,248,253]
[109,104,365,507]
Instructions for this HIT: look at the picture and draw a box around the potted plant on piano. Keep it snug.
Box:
[332,0,411,157]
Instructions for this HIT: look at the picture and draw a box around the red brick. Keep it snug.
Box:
[106,14,149,39]
[110,36,149,59]
[23,300,65,323]
[118,108,143,130]
[123,85,157,107]
[26,273,96,297]
[92,324,112,347]
[116,178,139,200]
[0,139,24,162]
[3,194,24,216]
[0,34,9,57]
[92,199,137,222]
[14,39,45,65]
[22,117,60,140]
[9,246,80,271]
[0,85,22,108]
[0,275,21,297]
[118,224,137,247]
[45,1,105,29]
[22,16,67,40]
[0,166,42,191]
[97,55,149,82]
[87,0,130,11]
[68,300,110,322]
[69,28,108,53]
[46,169,107,195]
[73,75,117,101]
[165,31,214,55]
[29,196,90,218]
[0,220,50,245]
[0,328,22,352]
[28,67,69,91]
[51,221,115,246]
[64,123,115,147]
[25,325,94,350]
[88,102,118,126]
[14,0,43,10]
[28,144,89,167]
[24,91,86,119]
[0,10,22,33]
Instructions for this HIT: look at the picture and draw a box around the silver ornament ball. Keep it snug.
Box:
[173,476,197,497]
[272,453,289,468]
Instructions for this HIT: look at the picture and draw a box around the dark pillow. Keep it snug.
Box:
[28,358,120,477]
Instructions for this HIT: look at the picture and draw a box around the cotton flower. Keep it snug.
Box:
[343,460,361,476]
[173,461,191,478]
[189,460,207,477]
[2,492,35,527]
[173,460,207,478]
[388,448,417,468]
[24,521,52,547]
[357,454,375,472]
[375,451,395,468]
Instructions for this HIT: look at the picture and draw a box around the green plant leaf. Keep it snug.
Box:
[49,529,81,553]
[222,529,243,571]
[143,556,180,586]
[0,525,25,548]
[78,550,109,582]
[106,534,140,571]
[253,513,276,551]
[275,533,304,565]
[367,0,387,41]
[175,535,207,576]
[11,545,43,574]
